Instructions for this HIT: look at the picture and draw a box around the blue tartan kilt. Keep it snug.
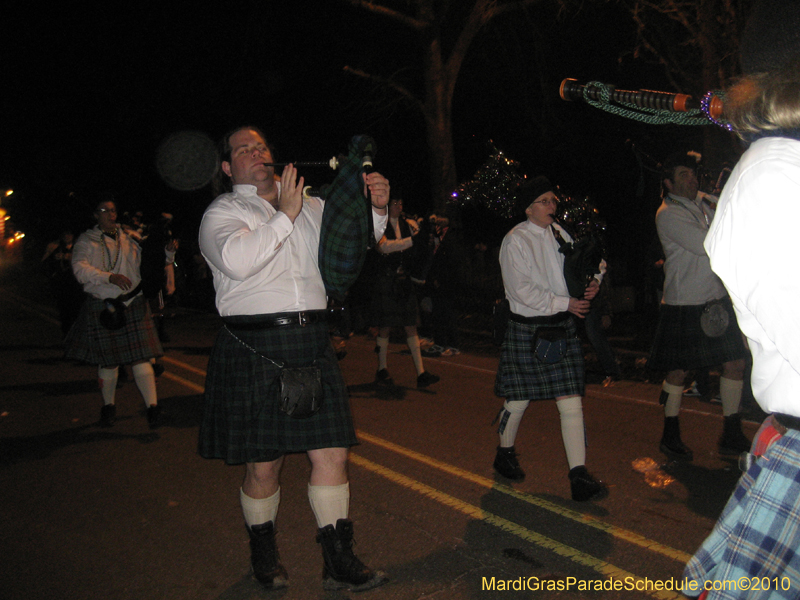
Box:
[64,294,163,366]
[684,428,800,599]
[647,297,747,372]
[494,316,584,401]
[198,316,357,465]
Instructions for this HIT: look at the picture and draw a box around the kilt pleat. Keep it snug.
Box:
[198,317,357,465]
[64,294,163,366]
[648,298,747,372]
[370,272,418,327]
[684,428,800,598]
[494,317,584,401]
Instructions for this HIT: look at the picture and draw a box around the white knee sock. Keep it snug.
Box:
[407,335,424,375]
[308,482,350,528]
[132,362,158,408]
[720,377,744,417]
[556,396,586,469]
[377,336,389,371]
[661,381,684,418]
[498,400,529,448]
[98,366,118,405]
[240,487,280,528]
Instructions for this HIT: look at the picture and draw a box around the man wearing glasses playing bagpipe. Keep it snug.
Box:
[493,176,608,502]
[198,126,390,592]
[647,152,750,462]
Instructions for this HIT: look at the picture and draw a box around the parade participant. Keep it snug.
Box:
[41,229,83,336]
[372,197,440,388]
[198,126,390,592]
[493,176,608,502]
[648,153,749,461]
[65,194,166,428]
[684,1,800,595]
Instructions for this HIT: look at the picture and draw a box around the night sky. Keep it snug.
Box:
[2,0,739,283]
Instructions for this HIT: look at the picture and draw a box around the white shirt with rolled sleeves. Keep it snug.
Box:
[500,220,602,318]
[656,192,728,306]
[705,136,800,418]
[199,183,388,317]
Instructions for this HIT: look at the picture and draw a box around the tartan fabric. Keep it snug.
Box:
[648,297,748,372]
[494,316,584,401]
[683,428,800,599]
[198,316,357,465]
[318,135,372,302]
[369,270,419,327]
[64,294,163,366]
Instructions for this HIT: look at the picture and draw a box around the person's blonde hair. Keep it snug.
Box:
[724,57,800,139]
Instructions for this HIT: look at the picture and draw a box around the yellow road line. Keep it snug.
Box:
[160,370,205,393]
[357,430,692,564]
[161,355,208,377]
[350,453,683,600]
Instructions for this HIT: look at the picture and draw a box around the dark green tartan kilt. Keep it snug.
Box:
[64,294,163,366]
[370,271,419,327]
[647,298,748,372]
[198,316,357,465]
[494,316,584,401]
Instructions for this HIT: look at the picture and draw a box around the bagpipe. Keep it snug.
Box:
[156,130,379,302]
[559,78,730,130]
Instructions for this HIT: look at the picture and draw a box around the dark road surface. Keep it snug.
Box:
[0,261,758,600]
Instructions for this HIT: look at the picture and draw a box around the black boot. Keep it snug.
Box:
[248,522,288,590]
[660,416,693,461]
[569,466,608,502]
[316,519,388,592]
[493,446,525,481]
[99,404,116,427]
[719,414,752,456]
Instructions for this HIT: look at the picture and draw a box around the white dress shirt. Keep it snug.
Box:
[705,136,800,417]
[72,226,142,303]
[199,183,388,316]
[499,220,574,317]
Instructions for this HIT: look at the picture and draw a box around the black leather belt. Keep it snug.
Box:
[774,413,800,432]
[223,310,328,330]
[508,311,570,325]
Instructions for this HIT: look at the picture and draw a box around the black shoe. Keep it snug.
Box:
[493,446,525,481]
[416,371,440,388]
[569,466,609,502]
[146,405,161,429]
[375,369,394,386]
[99,404,116,427]
[316,519,388,592]
[660,416,694,461]
[719,414,752,456]
[248,522,289,590]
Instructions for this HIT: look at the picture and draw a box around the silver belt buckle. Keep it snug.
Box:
[298,311,308,326]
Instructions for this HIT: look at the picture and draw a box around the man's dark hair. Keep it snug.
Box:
[661,152,697,188]
[212,125,274,196]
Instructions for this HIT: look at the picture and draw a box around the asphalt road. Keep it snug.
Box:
[0,265,758,600]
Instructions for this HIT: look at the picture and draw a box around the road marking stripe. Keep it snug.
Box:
[161,355,208,377]
[160,371,205,393]
[357,430,692,564]
[350,453,683,600]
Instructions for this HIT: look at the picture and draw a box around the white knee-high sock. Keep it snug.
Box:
[132,362,157,408]
[240,487,280,528]
[377,336,389,371]
[720,377,744,417]
[556,396,586,469]
[308,482,350,528]
[407,335,424,375]
[498,400,529,448]
[661,381,684,418]
[98,366,118,405]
